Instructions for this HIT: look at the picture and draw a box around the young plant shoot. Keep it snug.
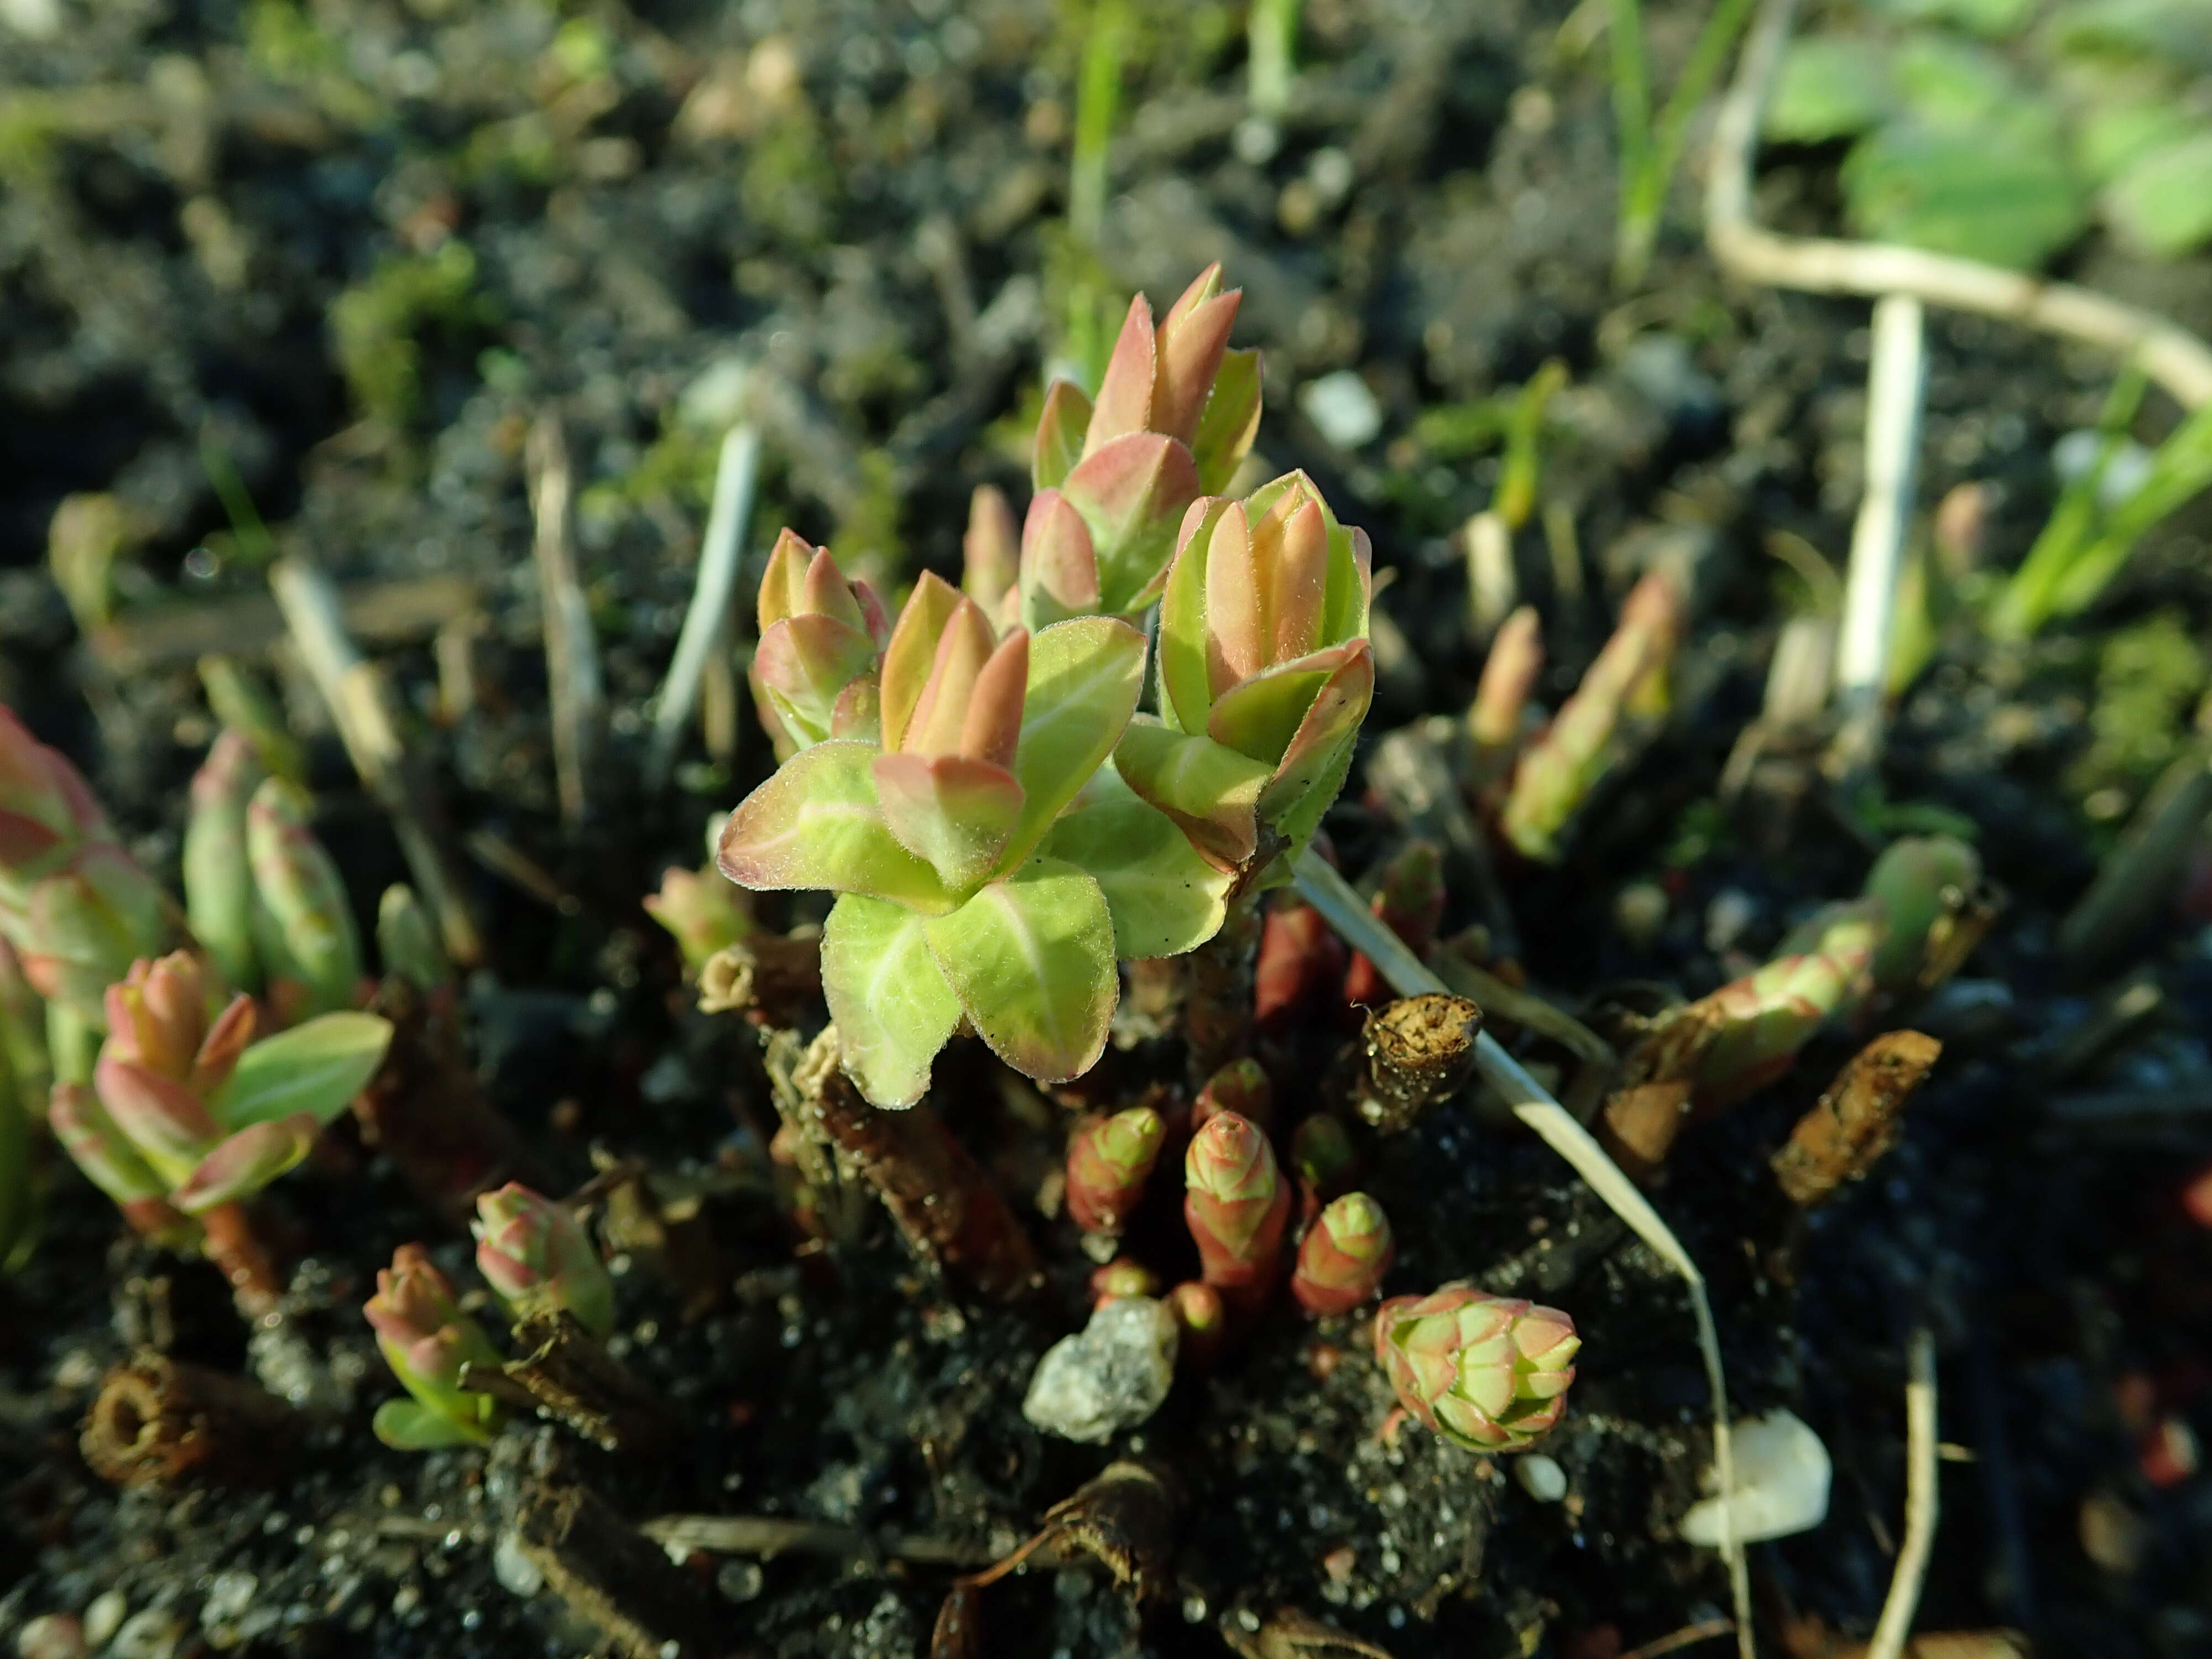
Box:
[717,265,1366,1109]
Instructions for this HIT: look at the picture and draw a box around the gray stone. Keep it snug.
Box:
[1021,1296,1178,1444]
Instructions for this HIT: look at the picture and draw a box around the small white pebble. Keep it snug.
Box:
[1300,371,1383,450]
[16,1615,87,1659]
[82,1593,127,1650]
[1515,1453,1567,1502]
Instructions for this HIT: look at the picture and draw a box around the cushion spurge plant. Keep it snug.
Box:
[715,264,1347,1110]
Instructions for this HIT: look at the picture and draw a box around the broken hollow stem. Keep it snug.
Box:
[1291,848,1754,1659]
[1353,992,1483,1133]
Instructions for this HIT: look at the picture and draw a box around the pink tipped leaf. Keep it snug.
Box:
[717,740,955,915]
[1033,379,1094,492]
[170,1113,321,1213]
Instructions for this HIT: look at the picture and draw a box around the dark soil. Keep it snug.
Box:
[7,2,2212,1657]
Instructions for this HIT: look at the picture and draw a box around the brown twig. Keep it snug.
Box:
[509,1481,716,1659]
[88,573,480,676]
[1185,889,1264,1083]
[640,1512,989,1567]
[796,1028,1042,1300]
[196,1199,284,1324]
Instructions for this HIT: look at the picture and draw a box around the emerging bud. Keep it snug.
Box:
[1500,573,1680,862]
[1467,606,1543,763]
[644,864,752,974]
[1693,914,1879,1103]
[376,884,451,996]
[1859,834,1987,996]
[182,731,263,994]
[364,1243,507,1448]
[1374,1284,1579,1452]
[1183,1110,1291,1307]
[1166,1280,1227,1370]
[1192,1057,1273,1134]
[753,530,889,752]
[246,779,363,1019]
[962,484,1021,623]
[1091,1258,1162,1306]
[1129,472,1374,879]
[1292,1192,1394,1315]
[1255,900,1347,1027]
[0,707,169,1020]
[1019,268,1259,627]
[1066,1105,1166,1234]
[473,1182,615,1338]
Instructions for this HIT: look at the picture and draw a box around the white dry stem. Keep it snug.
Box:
[648,425,762,787]
[1867,1328,1940,1659]
[269,559,483,966]
[527,414,605,829]
[1830,294,1926,775]
[1707,0,2212,412]
[1293,849,1754,1659]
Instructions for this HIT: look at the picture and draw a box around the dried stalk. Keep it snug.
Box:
[1292,849,1752,1659]
[641,1512,989,1567]
[1352,993,1483,1133]
[1829,295,1925,778]
[527,414,606,828]
[268,559,483,966]
[1706,0,2212,411]
[648,425,761,787]
[1867,1329,1940,1659]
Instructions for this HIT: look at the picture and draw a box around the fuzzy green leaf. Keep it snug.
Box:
[1112,717,1270,872]
[925,859,1117,1083]
[718,739,954,914]
[1045,778,1233,957]
[209,1011,393,1133]
[872,753,1024,895]
[821,894,963,1108]
[1842,121,2088,269]
[1192,347,1262,495]
[996,617,1147,875]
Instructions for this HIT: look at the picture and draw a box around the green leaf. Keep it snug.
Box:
[1842,122,2089,268]
[2102,130,2212,255]
[1112,718,1270,871]
[1206,657,1335,765]
[210,1011,393,1131]
[1258,644,1375,829]
[1870,0,2034,35]
[925,859,1117,1084]
[170,1114,320,1213]
[717,739,954,914]
[2050,0,2212,74]
[1192,347,1262,495]
[1045,774,1234,957]
[1891,35,2025,131]
[1155,498,1234,733]
[997,617,1147,875]
[821,894,963,1108]
[1764,36,1895,143]
[2074,93,2203,183]
[373,1397,483,1451]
